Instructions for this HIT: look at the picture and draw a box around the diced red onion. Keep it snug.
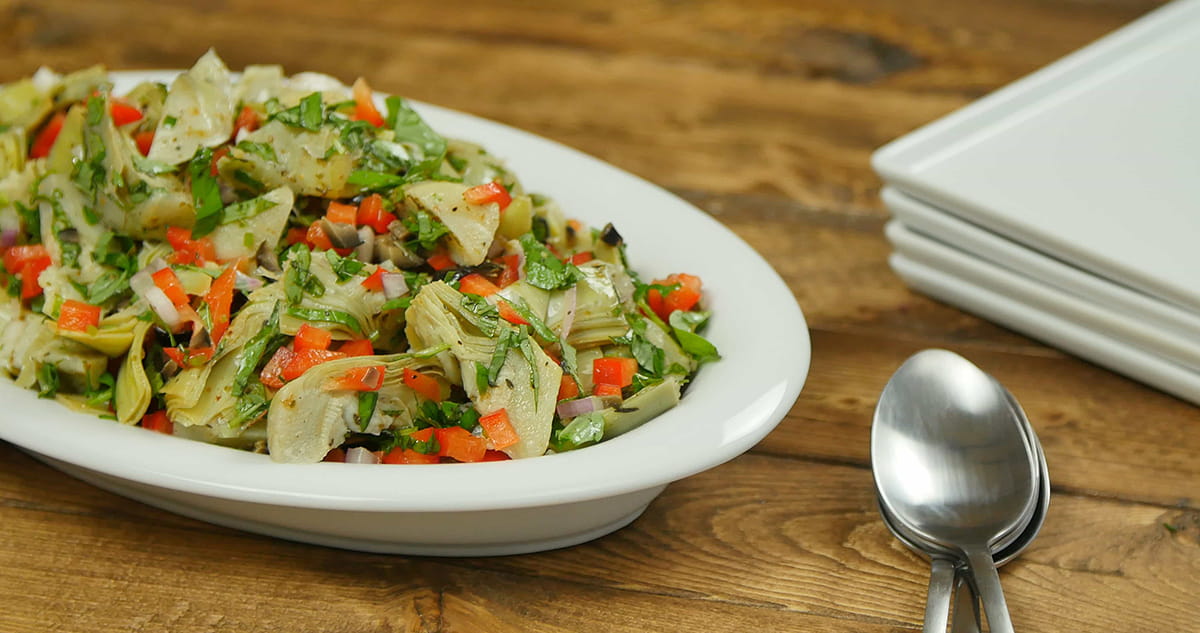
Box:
[381,271,408,299]
[0,229,17,248]
[355,226,374,262]
[560,285,577,340]
[234,270,262,292]
[144,286,181,330]
[344,446,380,464]
[556,395,603,419]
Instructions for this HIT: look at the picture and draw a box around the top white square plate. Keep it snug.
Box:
[872,0,1200,314]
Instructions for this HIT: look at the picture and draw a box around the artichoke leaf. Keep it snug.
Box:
[0,78,53,135]
[0,128,26,178]
[52,303,145,358]
[161,285,282,410]
[600,375,683,438]
[469,336,560,459]
[550,261,634,349]
[444,139,524,194]
[266,354,442,463]
[404,181,499,267]
[208,185,294,260]
[13,326,106,394]
[148,49,235,165]
[234,65,285,108]
[114,321,153,424]
[37,173,107,283]
[220,120,355,198]
[280,250,387,341]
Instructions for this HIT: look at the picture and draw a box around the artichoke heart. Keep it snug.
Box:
[220,120,355,198]
[266,354,443,463]
[113,321,154,425]
[404,181,499,267]
[148,49,235,165]
[405,281,562,458]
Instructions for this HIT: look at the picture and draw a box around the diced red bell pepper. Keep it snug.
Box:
[382,447,441,464]
[557,374,580,401]
[352,78,386,128]
[281,348,346,381]
[332,365,386,391]
[57,300,102,333]
[141,411,173,434]
[284,227,307,246]
[134,130,155,156]
[20,260,48,299]
[496,254,520,288]
[260,346,295,389]
[593,383,623,398]
[435,427,487,463]
[108,98,143,126]
[151,267,189,308]
[458,273,500,297]
[496,300,528,326]
[325,201,358,226]
[360,268,386,292]
[356,194,396,233]
[165,227,217,265]
[479,408,519,450]
[426,251,455,271]
[305,222,334,252]
[293,323,333,352]
[403,368,443,402]
[323,448,347,462]
[569,251,593,265]
[338,339,374,357]
[3,244,49,275]
[463,181,512,210]
[29,112,66,159]
[593,357,637,388]
[204,263,238,344]
[234,105,260,136]
[481,450,511,462]
[163,346,214,368]
[646,273,703,321]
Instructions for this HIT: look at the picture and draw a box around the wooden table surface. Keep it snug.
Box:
[2,1,1197,631]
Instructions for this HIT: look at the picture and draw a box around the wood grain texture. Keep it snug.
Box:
[1,0,1197,631]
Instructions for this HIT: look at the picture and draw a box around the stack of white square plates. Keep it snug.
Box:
[872,0,1200,405]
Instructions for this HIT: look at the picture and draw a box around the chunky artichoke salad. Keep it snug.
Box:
[0,51,719,464]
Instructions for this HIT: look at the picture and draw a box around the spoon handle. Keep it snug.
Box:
[951,567,981,633]
[923,557,956,633]
[964,546,1015,633]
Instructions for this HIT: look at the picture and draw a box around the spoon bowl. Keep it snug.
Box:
[872,349,1041,633]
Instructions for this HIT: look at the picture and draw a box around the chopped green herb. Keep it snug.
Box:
[222,195,276,225]
[287,306,363,334]
[356,391,379,431]
[402,210,450,253]
[519,234,584,291]
[187,147,223,237]
[348,169,405,192]
[162,115,178,128]
[459,293,500,337]
[232,302,284,396]
[669,310,720,364]
[235,141,278,162]
[36,363,60,399]
[325,249,365,282]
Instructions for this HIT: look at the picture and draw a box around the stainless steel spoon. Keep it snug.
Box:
[872,349,1040,633]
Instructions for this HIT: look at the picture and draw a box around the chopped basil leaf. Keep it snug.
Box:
[347,170,405,191]
[187,147,223,237]
[325,249,365,282]
[388,98,447,181]
[402,210,449,253]
[230,381,269,428]
[85,95,105,125]
[36,363,60,399]
[356,391,379,431]
[669,310,720,364]
[286,306,363,334]
[488,329,515,385]
[460,293,499,337]
[474,361,490,395]
[505,298,556,342]
[232,302,284,395]
[519,234,584,291]
[222,195,275,225]
[84,371,116,409]
[162,115,177,128]
[236,141,277,162]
